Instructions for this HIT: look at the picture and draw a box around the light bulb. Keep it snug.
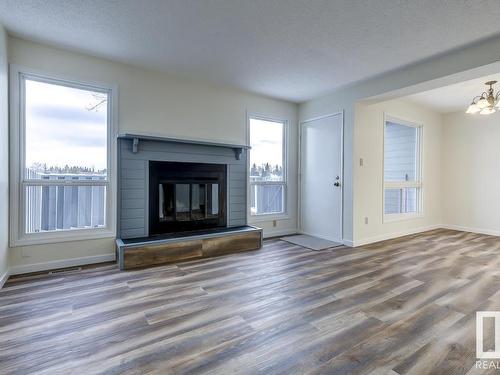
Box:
[477,97,489,109]
[466,103,480,114]
[480,107,496,115]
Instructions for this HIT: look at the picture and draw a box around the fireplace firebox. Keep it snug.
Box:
[149,161,227,235]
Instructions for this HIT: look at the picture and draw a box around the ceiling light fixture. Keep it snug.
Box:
[466,81,500,115]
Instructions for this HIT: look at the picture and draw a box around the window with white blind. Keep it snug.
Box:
[383,115,422,220]
[10,66,116,246]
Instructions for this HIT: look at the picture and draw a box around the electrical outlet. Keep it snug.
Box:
[364,217,369,225]
[359,158,364,167]
[273,220,277,227]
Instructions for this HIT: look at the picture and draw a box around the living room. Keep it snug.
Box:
[2,1,500,374]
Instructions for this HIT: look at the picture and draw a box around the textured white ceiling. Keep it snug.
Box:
[2,0,500,102]
[406,74,500,114]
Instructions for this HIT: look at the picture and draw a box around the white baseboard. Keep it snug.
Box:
[0,268,9,289]
[342,239,355,247]
[9,253,116,276]
[345,224,499,248]
[352,224,442,247]
[263,228,298,239]
[441,224,500,237]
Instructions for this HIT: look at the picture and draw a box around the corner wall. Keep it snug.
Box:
[0,25,9,286]
[8,37,298,274]
[441,110,500,235]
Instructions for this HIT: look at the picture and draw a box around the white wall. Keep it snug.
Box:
[300,34,500,245]
[8,37,298,273]
[0,25,9,285]
[441,110,500,235]
[306,92,499,247]
[353,99,443,245]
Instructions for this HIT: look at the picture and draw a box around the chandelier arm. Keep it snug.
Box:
[471,95,485,104]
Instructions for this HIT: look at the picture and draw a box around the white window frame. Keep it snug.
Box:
[9,65,118,246]
[247,114,288,221]
[382,114,423,223]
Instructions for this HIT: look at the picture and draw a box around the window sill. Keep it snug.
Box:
[383,213,424,223]
[249,213,290,224]
[10,228,116,247]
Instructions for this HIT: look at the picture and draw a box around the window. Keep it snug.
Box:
[383,116,422,218]
[249,117,287,216]
[10,67,115,245]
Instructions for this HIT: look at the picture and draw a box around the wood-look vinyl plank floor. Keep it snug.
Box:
[1,229,499,374]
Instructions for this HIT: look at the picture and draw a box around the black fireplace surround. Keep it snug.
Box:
[149,161,227,235]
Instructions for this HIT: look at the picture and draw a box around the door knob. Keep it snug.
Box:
[334,176,341,187]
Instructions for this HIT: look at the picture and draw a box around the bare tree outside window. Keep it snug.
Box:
[86,92,108,112]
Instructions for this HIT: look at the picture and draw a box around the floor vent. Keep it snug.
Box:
[48,267,82,275]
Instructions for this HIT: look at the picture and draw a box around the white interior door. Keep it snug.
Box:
[300,112,343,242]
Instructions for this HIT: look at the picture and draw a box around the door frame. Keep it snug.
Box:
[298,111,344,242]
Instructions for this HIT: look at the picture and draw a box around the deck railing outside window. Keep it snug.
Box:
[25,169,106,233]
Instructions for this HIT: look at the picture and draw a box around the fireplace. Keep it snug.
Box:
[149,161,227,235]
[116,136,262,270]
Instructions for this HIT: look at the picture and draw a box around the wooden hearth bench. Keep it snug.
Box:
[115,225,263,270]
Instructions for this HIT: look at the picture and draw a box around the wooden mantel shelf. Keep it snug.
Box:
[117,133,250,160]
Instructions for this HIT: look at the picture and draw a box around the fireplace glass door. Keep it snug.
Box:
[149,161,227,235]
[159,182,220,223]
